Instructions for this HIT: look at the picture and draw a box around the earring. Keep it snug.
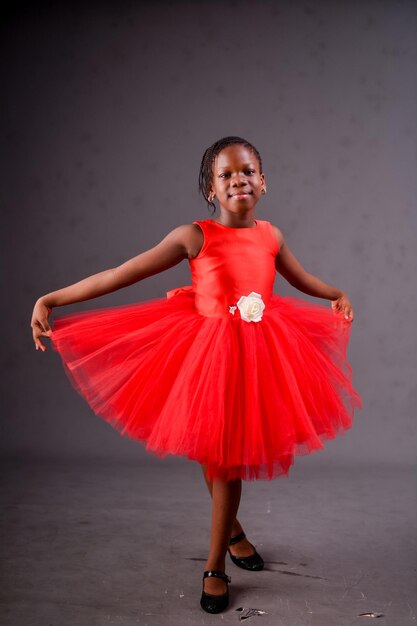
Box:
[209,194,215,203]
[261,188,266,195]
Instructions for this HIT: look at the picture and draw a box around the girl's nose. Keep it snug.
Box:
[231,173,247,186]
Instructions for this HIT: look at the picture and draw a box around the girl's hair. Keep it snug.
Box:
[198,136,263,214]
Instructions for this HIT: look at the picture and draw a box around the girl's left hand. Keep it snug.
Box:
[331,293,354,321]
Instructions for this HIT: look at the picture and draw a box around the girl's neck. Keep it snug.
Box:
[212,209,257,229]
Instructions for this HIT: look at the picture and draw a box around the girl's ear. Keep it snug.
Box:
[208,190,216,202]
[260,173,267,194]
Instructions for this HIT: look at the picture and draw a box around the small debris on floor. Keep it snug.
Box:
[236,607,268,621]
[358,612,385,618]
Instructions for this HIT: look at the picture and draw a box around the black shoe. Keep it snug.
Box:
[200,570,231,614]
[228,531,264,571]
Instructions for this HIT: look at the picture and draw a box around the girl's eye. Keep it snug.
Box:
[219,170,255,178]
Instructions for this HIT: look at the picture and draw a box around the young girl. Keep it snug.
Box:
[31,136,362,614]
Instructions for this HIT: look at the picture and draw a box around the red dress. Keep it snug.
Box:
[51,219,362,481]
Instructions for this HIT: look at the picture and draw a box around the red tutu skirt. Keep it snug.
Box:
[51,288,362,481]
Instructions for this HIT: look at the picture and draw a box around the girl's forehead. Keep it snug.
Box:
[213,145,259,169]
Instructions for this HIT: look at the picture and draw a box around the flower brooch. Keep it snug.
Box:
[229,292,265,322]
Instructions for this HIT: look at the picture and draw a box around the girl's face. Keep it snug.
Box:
[209,144,266,214]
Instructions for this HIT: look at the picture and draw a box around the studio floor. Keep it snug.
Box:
[1,455,416,626]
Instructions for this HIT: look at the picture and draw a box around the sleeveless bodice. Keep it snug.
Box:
[189,219,279,318]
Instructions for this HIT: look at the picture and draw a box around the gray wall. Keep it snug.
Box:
[2,1,416,467]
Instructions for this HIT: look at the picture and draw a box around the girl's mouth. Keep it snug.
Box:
[231,192,251,199]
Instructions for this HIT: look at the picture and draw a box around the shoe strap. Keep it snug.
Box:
[229,531,246,545]
[203,570,231,584]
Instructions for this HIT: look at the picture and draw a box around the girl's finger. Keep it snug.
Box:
[345,308,354,321]
[39,321,51,333]
[35,338,46,352]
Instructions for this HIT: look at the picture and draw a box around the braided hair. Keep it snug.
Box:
[198,136,263,214]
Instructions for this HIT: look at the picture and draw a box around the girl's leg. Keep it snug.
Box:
[201,464,257,560]
[203,476,242,595]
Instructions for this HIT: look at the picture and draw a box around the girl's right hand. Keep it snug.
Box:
[31,299,53,352]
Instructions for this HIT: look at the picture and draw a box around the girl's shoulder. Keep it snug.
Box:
[158,223,204,260]
[268,222,285,249]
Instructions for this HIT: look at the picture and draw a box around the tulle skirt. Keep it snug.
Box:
[51,288,362,481]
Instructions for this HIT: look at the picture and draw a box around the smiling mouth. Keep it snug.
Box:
[230,192,252,198]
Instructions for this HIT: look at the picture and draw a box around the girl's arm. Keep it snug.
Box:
[31,223,203,351]
[272,225,354,320]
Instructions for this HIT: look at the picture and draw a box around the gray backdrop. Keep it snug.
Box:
[2,0,416,468]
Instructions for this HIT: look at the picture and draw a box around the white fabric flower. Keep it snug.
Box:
[236,292,265,322]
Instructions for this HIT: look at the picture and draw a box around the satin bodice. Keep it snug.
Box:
[189,219,279,318]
